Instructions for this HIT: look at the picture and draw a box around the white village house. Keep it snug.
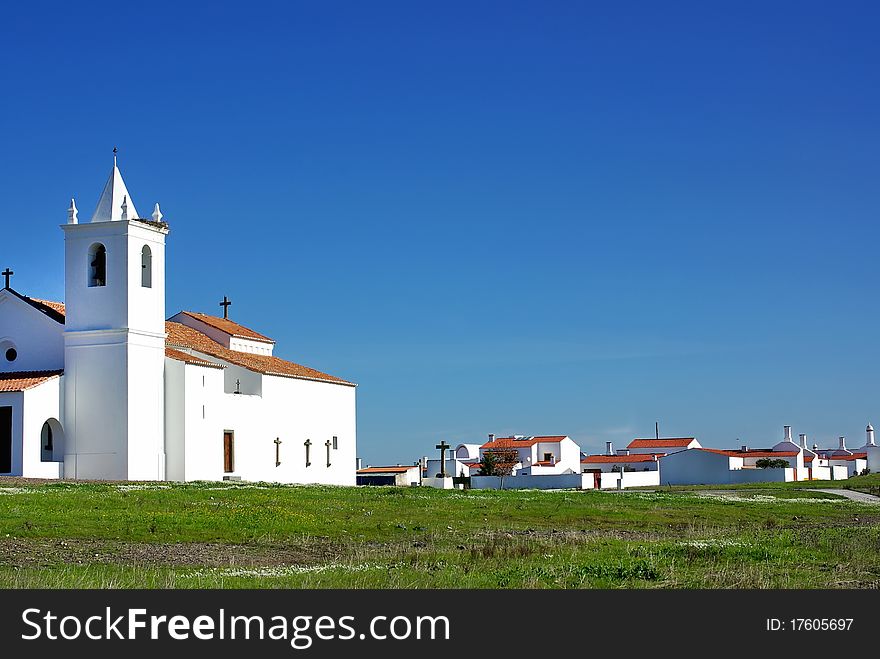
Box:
[0,156,356,484]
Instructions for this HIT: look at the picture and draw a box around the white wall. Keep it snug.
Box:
[421,476,459,489]
[727,468,794,484]
[866,446,880,474]
[830,465,848,480]
[618,470,660,488]
[63,332,128,479]
[425,458,470,478]
[659,450,735,486]
[471,473,592,490]
[0,292,64,373]
[166,360,357,486]
[21,376,63,478]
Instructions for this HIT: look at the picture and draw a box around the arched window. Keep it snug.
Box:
[141,245,152,288]
[40,419,64,462]
[88,243,107,287]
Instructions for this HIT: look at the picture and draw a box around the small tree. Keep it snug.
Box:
[478,451,498,476]
[756,458,790,469]
[479,448,519,489]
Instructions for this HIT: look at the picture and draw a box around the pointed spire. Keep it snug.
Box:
[67,198,78,224]
[90,148,139,222]
[152,202,163,223]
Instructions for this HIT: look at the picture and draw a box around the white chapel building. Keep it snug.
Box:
[0,157,356,485]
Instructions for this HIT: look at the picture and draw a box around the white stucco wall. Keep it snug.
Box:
[618,470,660,488]
[21,376,63,478]
[0,377,63,478]
[165,359,356,486]
[659,449,737,486]
[62,332,128,479]
[470,473,591,490]
[0,292,64,373]
[866,446,880,473]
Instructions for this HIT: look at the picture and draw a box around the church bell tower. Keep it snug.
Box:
[61,152,169,480]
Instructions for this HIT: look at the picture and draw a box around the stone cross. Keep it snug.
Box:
[325,439,332,467]
[304,439,312,467]
[2,268,13,289]
[435,441,451,478]
[274,437,282,467]
[220,296,232,319]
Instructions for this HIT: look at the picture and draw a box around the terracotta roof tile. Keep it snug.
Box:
[480,436,564,449]
[165,321,354,386]
[178,311,274,343]
[357,466,416,474]
[0,370,63,392]
[733,451,799,458]
[828,453,868,461]
[165,348,225,369]
[582,453,661,464]
[628,438,696,449]
[4,289,66,323]
[27,297,66,318]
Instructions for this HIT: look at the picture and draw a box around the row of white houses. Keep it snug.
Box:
[361,425,879,490]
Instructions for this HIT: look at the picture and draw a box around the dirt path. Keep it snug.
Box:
[811,489,880,504]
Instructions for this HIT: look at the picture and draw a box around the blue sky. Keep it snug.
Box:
[2,1,879,463]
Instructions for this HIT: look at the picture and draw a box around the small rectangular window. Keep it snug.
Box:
[332,436,338,450]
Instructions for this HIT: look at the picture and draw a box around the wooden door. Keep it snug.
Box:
[223,431,234,473]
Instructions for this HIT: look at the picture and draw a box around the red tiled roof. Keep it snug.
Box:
[0,370,63,392]
[357,466,416,474]
[733,451,799,458]
[582,453,661,464]
[165,348,225,369]
[4,289,66,323]
[628,438,696,449]
[27,297,66,318]
[464,462,482,468]
[480,436,564,449]
[165,321,354,386]
[177,311,274,343]
[828,453,868,461]
[693,448,736,456]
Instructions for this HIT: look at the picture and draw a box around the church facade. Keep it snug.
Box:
[0,158,356,485]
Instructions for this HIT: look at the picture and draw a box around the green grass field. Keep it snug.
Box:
[1,479,878,589]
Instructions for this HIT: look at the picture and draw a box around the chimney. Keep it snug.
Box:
[812,443,818,451]
[741,445,748,452]
[799,433,807,449]
[838,436,846,450]
[867,425,876,447]
[784,426,792,442]
[488,433,496,443]
[606,441,613,456]
[356,457,362,470]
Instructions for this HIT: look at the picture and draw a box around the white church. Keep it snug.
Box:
[0,156,356,485]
